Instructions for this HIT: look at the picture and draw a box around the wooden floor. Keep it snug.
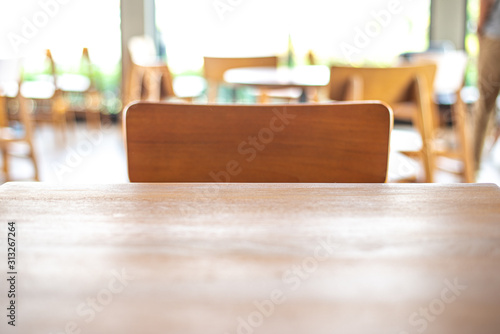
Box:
[2,121,500,185]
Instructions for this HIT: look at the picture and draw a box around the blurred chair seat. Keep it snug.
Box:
[0,82,19,98]
[21,80,56,99]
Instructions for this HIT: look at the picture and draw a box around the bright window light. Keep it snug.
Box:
[0,0,121,88]
[155,0,431,74]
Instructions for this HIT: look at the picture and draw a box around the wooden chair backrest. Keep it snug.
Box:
[328,64,437,104]
[81,47,96,90]
[127,35,175,102]
[124,102,393,183]
[203,56,278,83]
[328,64,437,182]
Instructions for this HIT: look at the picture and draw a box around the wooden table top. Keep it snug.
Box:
[1,182,500,334]
[223,65,330,89]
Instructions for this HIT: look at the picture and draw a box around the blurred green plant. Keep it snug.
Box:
[465,0,479,87]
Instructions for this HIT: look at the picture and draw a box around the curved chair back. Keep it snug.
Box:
[329,64,436,107]
[329,64,437,182]
[124,102,393,183]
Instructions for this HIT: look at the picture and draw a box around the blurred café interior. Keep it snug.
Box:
[0,0,499,185]
[2,1,500,334]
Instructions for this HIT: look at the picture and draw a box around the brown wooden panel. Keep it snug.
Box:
[124,102,392,182]
[329,64,437,104]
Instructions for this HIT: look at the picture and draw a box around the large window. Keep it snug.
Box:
[0,0,121,111]
[155,0,431,74]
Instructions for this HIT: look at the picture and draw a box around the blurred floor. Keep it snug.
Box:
[1,122,499,185]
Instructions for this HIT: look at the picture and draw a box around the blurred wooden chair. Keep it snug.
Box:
[124,102,392,183]
[401,51,474,182]
[56,47,101,129]
[127,35,174,103]
[20,49,70,142]
[328,64,437,182]
[0,58,39,181]
[127,35,202,104]
[203,56,301,103]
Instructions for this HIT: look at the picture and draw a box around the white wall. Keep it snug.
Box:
[430,0,467,49]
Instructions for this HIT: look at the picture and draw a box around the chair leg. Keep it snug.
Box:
[66,109,76,133]
[145,69,162,101]
[0,96,7,127]
[85,91,101,130]
[27,141,39,181]
[207,81,218,103]
[53,112,66,145]
[312,87,320,102]
[420,149,434,183]
[86,111,101,130]
[454,98,475,183]
[128,66,142,103]
[412,75,435,183]
[1,145,9,182]
[52,93,69,145]
[492,126,500,151]
[258,89,269,103]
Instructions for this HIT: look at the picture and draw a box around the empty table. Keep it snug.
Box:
[1,182,500,333]
[224,65,330,102]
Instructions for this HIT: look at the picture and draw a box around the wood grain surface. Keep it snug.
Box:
[124,102,392,183]
[0,182,499,334]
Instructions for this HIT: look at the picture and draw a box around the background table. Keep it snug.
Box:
[1,182,500,334]
[224,65,330,102]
